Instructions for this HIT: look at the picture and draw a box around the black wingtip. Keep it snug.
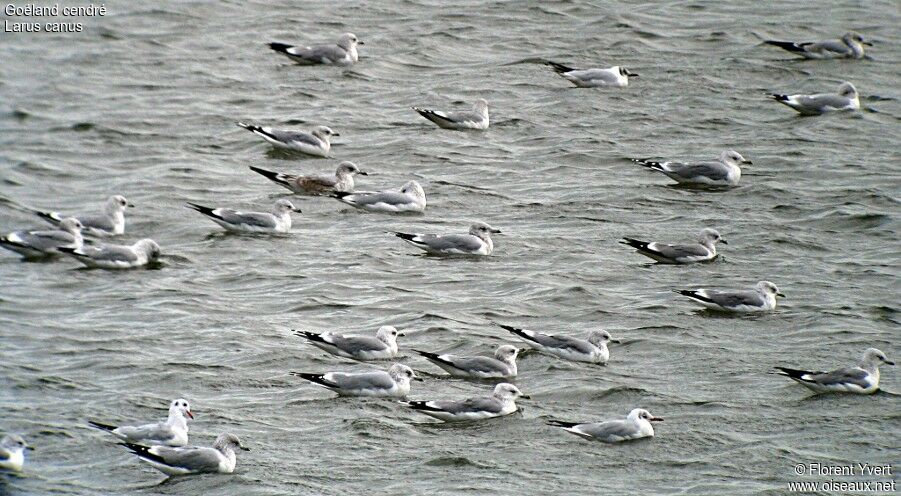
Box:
[249,165,281,182]
[546,61,575,74]
[87,420,117,432]
[413,349,442,360]
[57,246,79,256]
[769,93,789,102]
[332,191,352,200]
[267,42,293,53]
[186,202,216,217]
[620,237,647,249]
[547,419,579,428]
[677,290,716,304]
[293,330,325,342]
[763,40,802,52]
[405,400,441,412]
[393,232,417,241]
[35,210,60,223]
[773,367,806,379]
[291,372,332,387]
[496,323,523,334]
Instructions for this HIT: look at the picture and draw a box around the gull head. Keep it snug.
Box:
[628,408,663,423]
[169,398,194,420]
[756,280,784,298]
[862,348,894,368]
[389,363,419,384]
[214,432,249,452]
[1,434,29,453]
[495,345,519,363]
[843,32,870,47]
[312,126,339,140]
[838,82,858,98]
[336,161,365,176]
[106,195,133,214]
[473,98,489,115]
[337,32,362,50]
[135,239,161,260]
[376,325,402,344]
[274,199,300,215]
[588,329,619,346]
[493,382,528,400]
[59,217,84,234]
[719,150,752,167]
[400,180,426,201]
[698,228,726,246]
[469,221,501,239]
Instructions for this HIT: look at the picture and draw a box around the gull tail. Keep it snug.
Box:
[546,419,580,428]
[249,166,290,187]
[413,349,453,366]
[290,372,335,388]
[769,93,791,102]
[185,202,221,220]
[773,367,813,380]
[392,232,418,242]
[676,289,715,304]
[121,442,167,464]
[405,400,441,412]
[57,246,85,258]
[763,40,805,54]
[546,61,576,74]
[267,42,294,54]
[620,237,650,250]
[35,210,63,225]
[292,329,326,343]
[631,158,666,172]
[87,420,117,432]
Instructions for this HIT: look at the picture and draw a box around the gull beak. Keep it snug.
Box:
[650,416,664,422]
[520,394,531,400]
[885,360,895,366]
[491,228,502,234]
[331,132,341,137]
[292,207,302,213]
[610,339,622,344]
[358,171,369,176]
[127,203,136,208]
[397,332,406,337]
[776,293,786,298]
[25,445,35,451]
[186,410,194,419]
[742,159,752,165]
[358,41,365,45]
[413,375,424,382]
[719,239,728,245]
[863,41,873,46]
[628,72,639,78]
[240,446,251,451]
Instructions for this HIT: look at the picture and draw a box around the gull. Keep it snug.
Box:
[293,326,402,361]
[59,239,160,269]
[621,228,725,264]
[412,99,489,130]
[88,399,193,447]
[770,82,860,115]
[498,323,619,364]
[414,345,519,379]
[290,363,419,398]
[186,199,299,233]
[333,180,426,213]
[35,194,133,237]
[764,32,871,59]
[677,280,784,312]
[0,434,31,472]
[548,408,663,443]
[267,33,363,66]
[546,61,638,87]
[249,161,366,195]
[121,432,249,476]
[775,348,894,394]
[392,222,500,256]
[404,383,527,422]
[236,122,337,157]
[1,217,83,258]
[632,150,751,188]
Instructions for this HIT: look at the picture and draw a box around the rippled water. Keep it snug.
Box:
[1,0,899,494]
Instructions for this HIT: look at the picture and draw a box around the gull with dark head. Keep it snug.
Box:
[35,194,133,237]
[548,408,663,443]
[249,161,366,195]
[621,228,725,264]
[268,32,363,66]
[775,348,894,394]
[392,222,500,256]
[88,399,193,447]
[237,121,338,157]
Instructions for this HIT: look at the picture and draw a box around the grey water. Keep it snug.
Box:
[1,0,899,494]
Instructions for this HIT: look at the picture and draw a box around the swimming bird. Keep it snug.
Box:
[548,408,663,443]
[414,345,519,379]
[236,122,337,157]
[268,33,363,66]
[412,99,489,130]
[546,61,637,87]
[392,222,500,256]
[59,239,160,269]
[404,383,527,422]
[764,32,871,59]
[498,324,618,364]
[332,180,426,213]
[0,434,31,472]
[187,199,298,233]
[35,195,132,237]
[632,150,750,188]
[293,326,402,361]
[621,228,725,264]
[775,348,894,394]
[770,82,859,115]
[121,432,248,476]
[0,217,83,258]
[88,399,193,447]
[291,363,419,398]
[677,280,784,312]
[249,161,366,195]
